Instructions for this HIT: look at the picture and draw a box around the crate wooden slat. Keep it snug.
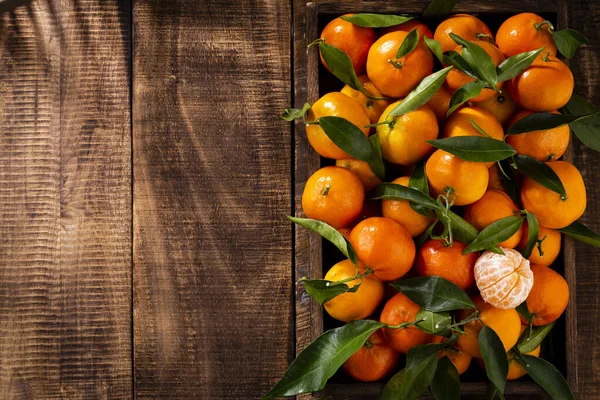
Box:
[295,1,578,398]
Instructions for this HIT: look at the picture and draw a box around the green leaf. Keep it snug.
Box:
[520,355,575,400]
[368,133,386,181]
[470,118,492,137]
[288,217,358,264]
[449,33,498,86]
[562,94,600,152]
[370,183,440,210]
[496,48,545,82]
[396,28,420,59]
[516,302,534,325]
[301,278,357,305]
[431,356,461,400]
[280,103,311,121]
[513,154,567,199]
[443,50,478,79]
[416,221,438,248]
[518,322,555,354]
[390,276,475,312]
[446,210,478,244]
[506,112,596,135]
[381,344,443,400]
[479,326,509,396]
[423,0,456,17]
[319,116,373,161]
[552,29,588,59]
[341,13,414,28]
[427,136,516,162]
[498,159,521,205]
[409,161,430,216]
[463,215,524,254]
[318,42,367,94]
[388,66,453,117]
[559,220,600,248]
[447,81,486,116]
[521,212,540,259]
[416,309,452,335]
[425,37,444,63]
[262,320,385,399]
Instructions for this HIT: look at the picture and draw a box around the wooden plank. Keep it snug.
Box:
[132,1,293,398]
[0,0,132,398]
[562,0,600,397]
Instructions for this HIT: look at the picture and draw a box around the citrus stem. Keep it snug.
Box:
[542,50,552,62]
[387,319,426,329]
[364,340,373,349]
[534,20,555,32]
[305,120,320,126]
[308,38,324,48]
[321,185,331,196]
[476,33,495,44]
[447,311,480,330]
[432,188,455,247]
[326,268,373,287]
[388,59,403,69]
[536,235,548,257]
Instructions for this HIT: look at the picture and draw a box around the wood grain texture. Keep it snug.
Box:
[132,1,293,399]
[0,0,132,398]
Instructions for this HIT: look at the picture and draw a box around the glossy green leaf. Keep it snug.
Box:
[447,81,486,116]
[431,356,461,400]
[368,133,386,181]
[559,220,600,248]
[506,112,596,135]
[319,116,373,161]
[262,320,385,399]
[479,326,508,396]
[423,0,456,17]
[409,161,430,216]
[301,278,358,305]
[516,302,534,325]
[446,210,478,244]
[280,103,311,121]
[390,276,475,312]
[443,50,478,79]
[427,136,516,162]
[463,216,524,254]
[416,221,438,248]
[470,118,492,137]
[513,154,567,199]
[520,355,575,400]
[496,48,544,82]
[425,36,444,62]
[381,344,444,400]
[518,321,555,354]
[416,309,452,335]
[552,29,588,59]
[562,94,600,152]
[370,183,440,210]
[341,13,414,28]
[449,33,498,86]
[388,66,453,117]
[288,217,358,264]
[498,159,520,205]
[396,28,420,59]
[318,42,366,94]
[521,212,540,259]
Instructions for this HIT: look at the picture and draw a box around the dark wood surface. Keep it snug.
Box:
[0,0,597,399]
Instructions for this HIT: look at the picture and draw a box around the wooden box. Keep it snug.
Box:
[294,1,577,398]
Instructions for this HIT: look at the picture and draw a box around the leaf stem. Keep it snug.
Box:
[386,318,426,329]
[534,20,555,32]
[308,38,324,48]
[326,268,373,287]
[388,59,403,69]
[447,311,480,331]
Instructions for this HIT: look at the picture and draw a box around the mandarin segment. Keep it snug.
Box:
[301,166,365,229]
[306,92,370,160]
[474,248,534,309]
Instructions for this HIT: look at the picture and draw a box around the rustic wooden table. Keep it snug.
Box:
[0,0,597,399]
